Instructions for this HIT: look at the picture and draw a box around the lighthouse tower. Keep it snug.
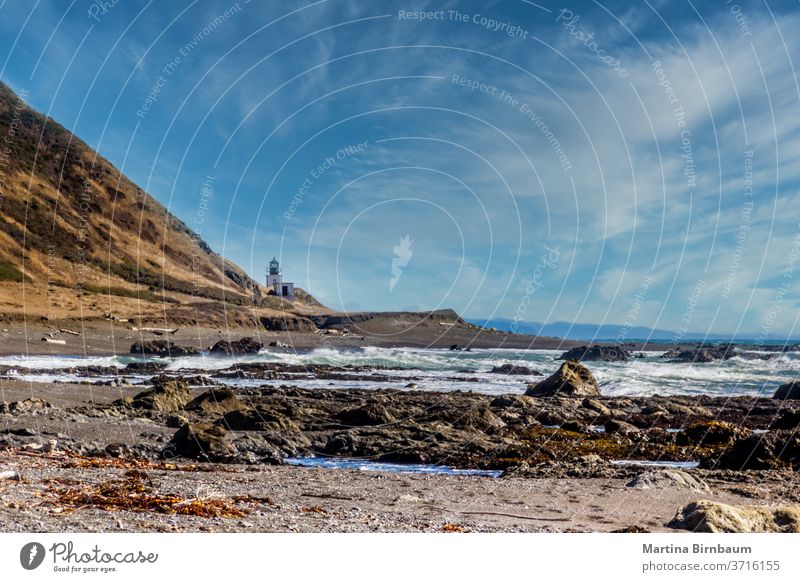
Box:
[267,257,295,299]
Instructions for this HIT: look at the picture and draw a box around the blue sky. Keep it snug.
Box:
[2,0,800,337]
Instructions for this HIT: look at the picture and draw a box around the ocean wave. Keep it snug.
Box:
[0,346,792,397]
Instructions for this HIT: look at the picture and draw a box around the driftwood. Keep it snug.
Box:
[131,327,179,334]
[104,314,129,322]
[41,337,66,345]
[59,328,81,336]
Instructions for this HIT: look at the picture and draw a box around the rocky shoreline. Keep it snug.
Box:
[2,356,800,532]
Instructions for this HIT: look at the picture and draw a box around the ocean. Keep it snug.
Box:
[1,345,797,397]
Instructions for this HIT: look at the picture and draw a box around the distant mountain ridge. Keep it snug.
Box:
[466,318,780,342]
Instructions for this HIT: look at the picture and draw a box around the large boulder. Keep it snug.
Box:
[489,364,542,375]
[185,387,247,415]
[603,419,639,436]
[774,408,800,429]
[125,376,191,412]
[163,422,236,462]
[524,361,600,397]
[774,381,800,400]
[209,337,263,356]
[221,406,301,432]
[676,421,744,447]
[662,346,732,363]
[669,500,800,532]
[714,430,800,470]
[260,316,317,332]
[627,469,710,493]
[130,340,198,357]
[558,345,629,362]
[336,403,396,427]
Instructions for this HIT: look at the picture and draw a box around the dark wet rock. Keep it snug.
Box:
[0,397,53,415]
[604,419,640,436]
[489,395,533,409]
[337,403,396,427]
[323,432,363,456]
[269,340,290,348]
[714,430,800,470]
[661,346,732,363]
[220,406,301,432]
[489,364,542,375]
[774,381,800,400]
[130,340,199,357]
[774,408,800,429]
[534,410,566,426]
[558,345,629,362]
[627,469,710,492]
[668,500,800,533]
[163,422,236,462]
[122,376,191,413]
[165,414,189,428]
[260,316,316,332]
[581,398,611,416]
[232,433,285,464]
[561,420,590,434]
[185,387,247,415]
[209,337,263,356]
[642,427,676,445]
[524,361,600,397]
[676,421,744,447]
[124,361,168,373]
[104,443,134,458]
[661,401,712,418]
[446,406,505,433]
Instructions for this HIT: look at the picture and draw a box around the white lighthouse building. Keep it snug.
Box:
[267,257,295,299]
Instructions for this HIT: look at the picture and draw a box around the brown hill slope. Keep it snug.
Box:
[0,81,324,326]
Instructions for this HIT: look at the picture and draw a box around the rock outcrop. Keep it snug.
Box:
[185,387,247,415]
[260,316,317,332]
[774,381,800,400]
[558,345,628,362]
[0,397,52,415]
[676,421,743,447]
[661,346,732,363]
[209,337,263,356]
[164,422,236,462]
[125,376,191,413]
[627,469,710,492]
[130,340,198,357]
[714,430,800,470]
[336,403,396,426]
[524,361,600,397]
[489,364,542,375]
[669,500,800,532]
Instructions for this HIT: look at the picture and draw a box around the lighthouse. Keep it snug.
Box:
[267,257,295,299]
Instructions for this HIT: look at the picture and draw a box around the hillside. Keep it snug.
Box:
[0,81,324,326]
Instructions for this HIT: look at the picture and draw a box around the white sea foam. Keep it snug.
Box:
[1,346,795,397]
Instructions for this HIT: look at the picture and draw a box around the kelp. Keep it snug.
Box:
[45,470,270,518]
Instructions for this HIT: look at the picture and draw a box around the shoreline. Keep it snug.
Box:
[0,322,755,358]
